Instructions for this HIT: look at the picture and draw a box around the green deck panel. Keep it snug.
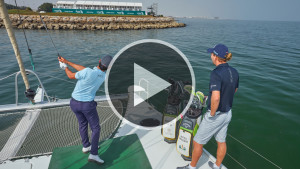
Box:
[48,134,152,169]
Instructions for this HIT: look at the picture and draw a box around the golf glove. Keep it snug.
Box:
[59,61,68,70]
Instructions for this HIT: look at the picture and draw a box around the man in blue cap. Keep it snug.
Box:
[177,44,239,169]
[58,55,112,164]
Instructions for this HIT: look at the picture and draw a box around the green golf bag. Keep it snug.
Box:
[176,91,206,161]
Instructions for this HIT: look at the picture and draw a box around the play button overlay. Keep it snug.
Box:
[105,39,195,129]
[134,63,171,106]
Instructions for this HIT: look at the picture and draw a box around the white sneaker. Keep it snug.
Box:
[82,145,100,154]
[82,145,91,154]
[88,154,104,164]
[208,161,221,169]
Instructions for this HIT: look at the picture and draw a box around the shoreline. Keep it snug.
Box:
[0,14,186,30]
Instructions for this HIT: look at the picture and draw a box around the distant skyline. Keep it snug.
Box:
[5,0,300,22]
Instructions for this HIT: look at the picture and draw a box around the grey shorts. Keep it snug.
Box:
[194,109,232,144]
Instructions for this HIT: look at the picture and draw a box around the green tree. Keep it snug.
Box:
[25,7,32,11]
[5,3,27,10]
[38,3,53,12]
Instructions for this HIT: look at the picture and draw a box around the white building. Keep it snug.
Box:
[53,1,143,11]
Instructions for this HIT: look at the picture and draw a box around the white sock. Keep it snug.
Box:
[189,164,196,169]
[213,163,220,169]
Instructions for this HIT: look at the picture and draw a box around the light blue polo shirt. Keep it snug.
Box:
[72,67,106,102]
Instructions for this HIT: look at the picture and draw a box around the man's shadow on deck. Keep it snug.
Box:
[80,134,151,169]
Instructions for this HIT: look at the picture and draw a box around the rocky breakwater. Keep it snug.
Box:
[0,14,185,30]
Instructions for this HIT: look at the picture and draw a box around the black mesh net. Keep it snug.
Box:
[0,100,124,159]
[0,112,25,151]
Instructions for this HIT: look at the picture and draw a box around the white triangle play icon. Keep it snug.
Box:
[134,63,171,107]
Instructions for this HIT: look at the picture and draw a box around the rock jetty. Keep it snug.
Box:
[0,14,185,30]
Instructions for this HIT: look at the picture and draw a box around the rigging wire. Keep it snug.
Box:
[14,0,35,71]
[39,15,61,58]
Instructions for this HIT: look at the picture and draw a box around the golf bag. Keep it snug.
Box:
[176,91,205,161]
[162,79,189,143]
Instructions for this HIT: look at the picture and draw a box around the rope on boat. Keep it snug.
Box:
[37,73,76,84]
[228,134,282,169]
[210,139,248,169]
[0,72,18,81]
[0,111,24,116]
[14,0,35,71]
[0,71,105,99]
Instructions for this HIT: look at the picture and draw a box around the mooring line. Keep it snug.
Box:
[226,152,247,169]
[228,134,282,169]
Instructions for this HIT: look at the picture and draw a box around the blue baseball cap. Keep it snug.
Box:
[207,44,229,59]
[100,55,112,67]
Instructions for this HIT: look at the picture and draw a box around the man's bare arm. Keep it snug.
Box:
[58,57,85,71]
[66,61,86,71]
[210,91,220,116]
[65,67,76,79]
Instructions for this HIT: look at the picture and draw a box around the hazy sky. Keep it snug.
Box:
[6,0,300,21]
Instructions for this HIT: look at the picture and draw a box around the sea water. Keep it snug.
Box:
[0,18,299,168]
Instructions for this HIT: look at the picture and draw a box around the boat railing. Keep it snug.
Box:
[15,69,51,106]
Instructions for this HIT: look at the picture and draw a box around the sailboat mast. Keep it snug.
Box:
[0,0,30,90]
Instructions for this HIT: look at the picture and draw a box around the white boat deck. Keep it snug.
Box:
[0,120,224,169]
[0,155,51,169]
[115,121,225,169]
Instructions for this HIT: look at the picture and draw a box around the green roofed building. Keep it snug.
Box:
[52,1,146,15]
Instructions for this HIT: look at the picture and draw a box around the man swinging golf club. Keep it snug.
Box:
[177,44,239,169]
[58,55,112,164]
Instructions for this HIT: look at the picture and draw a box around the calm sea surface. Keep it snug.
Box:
[1,18,300,168]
